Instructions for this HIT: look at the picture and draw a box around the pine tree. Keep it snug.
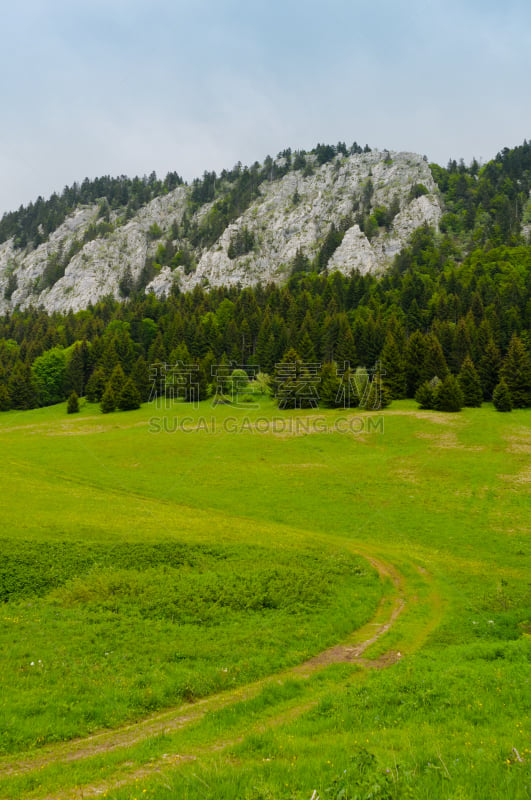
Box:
[8,361,38,410]
[492,379,513,412]
[433,374,464,412]
[500,334,531,408]
[64,343,85,397]
[319,362,341,408]
[117,378,141,411]
[415,379,437,410]
[451,318,472,371]
[131,356,151,402]
[298,330,317,362]
[195,360,209,402]
[334,314,357,367]
[108,364,126,399]
[0,383,11,411]
[101,336,120,379]
[478,338,501,400]
[273,347,318,409]
[380,332,406,398]
[67,391,80,414]
[361,372,392,409]
[405,330,426,396]
[85,368,106,403]
[100,384,116,414]
[422,333,448,384]
[458,355,482,407]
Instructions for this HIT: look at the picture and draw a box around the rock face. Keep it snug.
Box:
[0,150,443,314]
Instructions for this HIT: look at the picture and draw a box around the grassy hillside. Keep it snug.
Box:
[0,398,529,798]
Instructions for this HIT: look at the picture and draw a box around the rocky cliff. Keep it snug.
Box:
[0,150,442,314]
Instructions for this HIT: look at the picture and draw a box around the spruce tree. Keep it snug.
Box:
[350,367,370,408]
[405,330,426,397]
[131,356,151,402]
[67,391,80,414]
[64,343,85,397]
[0,383,11,411]
[451,318,472,371]
[500,334,531,408]
[108,364,126,399]
[380,332,406,398]
[415,377,440,410]
[100,384,116,414]
[458,355,482,407]
[273,347,318,409]
[8,361,38,410]
[434,374,464,412]
[492,379,513,412]
[334,314,357,367]
[195,360,209,402]
[422,333,449,384]
[478,338,501,400]
[117,378,141,411]
[361,372,392,409]
[85,367,106,403]
[319,362,341,408]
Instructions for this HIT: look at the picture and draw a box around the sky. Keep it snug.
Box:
[1,0,530,215]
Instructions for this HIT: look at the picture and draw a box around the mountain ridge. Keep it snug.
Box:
[0,148,441,314]
[2,138,531,316]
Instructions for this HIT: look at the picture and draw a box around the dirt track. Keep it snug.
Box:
[0,552,435,799]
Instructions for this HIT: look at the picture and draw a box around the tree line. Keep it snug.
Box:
[0,228,530,414]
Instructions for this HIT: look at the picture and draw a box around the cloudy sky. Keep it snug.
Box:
[1,0,530,215]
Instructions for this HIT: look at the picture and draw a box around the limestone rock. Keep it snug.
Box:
[0,151,442,314]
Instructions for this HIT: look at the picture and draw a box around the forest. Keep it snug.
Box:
[0,141,530,416]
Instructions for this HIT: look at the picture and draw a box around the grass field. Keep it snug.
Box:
[0,397,529,799]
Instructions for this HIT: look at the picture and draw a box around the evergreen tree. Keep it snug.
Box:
[478,339,501,400]
[67,391,80,414]
[147,332,167,364]
[415,378,440,410]
[350,366,370,408]
[108,363,126,399]
[434,374,464,412]
[451,318,472,371]
[380,332,406,398]
[8,361,38,410]
[64,343,85,397]
[298,329,317,362]
[117,378,141,411]
[85,367,106,403]
[361,372,392,409]
[422,333,449,384]
[458,355,482,407]
[195,360,209,402]
[0,383,11,411]
[100,384,116,413]
[131,356,151,402]
[405,330,426,397]
[334,314,357,367]
[319,362,342,408]
[101,336,120,379]
[291,247,310,274]
[492,379,513,412]
[273,347,319,409]
[500,334,531,407]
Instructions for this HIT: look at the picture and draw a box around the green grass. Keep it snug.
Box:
[0,398,529,798]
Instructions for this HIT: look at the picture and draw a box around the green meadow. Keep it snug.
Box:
[0,398,529,799]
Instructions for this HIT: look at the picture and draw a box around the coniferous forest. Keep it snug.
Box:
[1,141,531,415]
